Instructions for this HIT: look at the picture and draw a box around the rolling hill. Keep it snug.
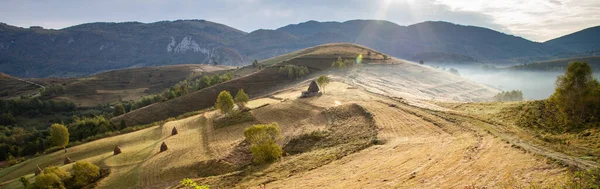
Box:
[3,19,599,78]
[111,43,499,126]
[0,73,41,99]
[29,64,233,107]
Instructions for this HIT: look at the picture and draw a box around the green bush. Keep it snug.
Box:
[72,161,100,187]
[43,166,71,181]
[32,173,65,189]
[244,122,283,163]
[181,178,210,189]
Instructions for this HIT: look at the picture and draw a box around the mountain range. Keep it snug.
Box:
[1,19,599,78]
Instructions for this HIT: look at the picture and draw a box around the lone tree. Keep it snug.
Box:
[235,89,249,108]
[317,76,330,93]
[50,123,69,150]
[252,59,260,68]
[216,90,235,114]
[419,60,424,64]
[548,61,600,126]
[113,104,125,116]
[244,122,283,164]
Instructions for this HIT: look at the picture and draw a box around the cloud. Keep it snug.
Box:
[434,0,600,41]
[0,0,598,41]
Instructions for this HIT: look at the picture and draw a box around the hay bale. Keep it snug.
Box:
[35,165,42,175]
[160,142,168,152]
[171,127,178,135]
[114,145,122,155]
[64,156,73,165]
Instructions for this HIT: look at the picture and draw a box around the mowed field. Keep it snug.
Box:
[0,79,578,188]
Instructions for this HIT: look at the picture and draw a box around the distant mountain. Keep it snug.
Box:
[545,26,600,53]
[0,20,246,77]
[1,19,597,77]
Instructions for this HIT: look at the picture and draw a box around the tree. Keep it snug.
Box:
[50,123,69,149]
[252,59,259,68]
[113,104,125,117]
[72,161,100,187]
[234,89,249,108]
[317,76,330,93]
[548,62,600,126]
[244,122,282,164]
[215,90,234,114]
[419,60,424,64]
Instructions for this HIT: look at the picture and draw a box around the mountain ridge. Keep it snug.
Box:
[1,19,598,78]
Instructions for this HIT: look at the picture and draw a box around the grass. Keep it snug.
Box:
[213,111,256,128]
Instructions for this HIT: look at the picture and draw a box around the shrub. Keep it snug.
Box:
[331,56,355,69]
[113,104,125,116]
[19,176,30,188]
[244,122,283,163]
[181,178,210,189]
[72,161,100,187]
[32,173,65,189]
[43,166,71,181]
[215,91,234,114]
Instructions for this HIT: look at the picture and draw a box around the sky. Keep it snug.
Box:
[0,0,598,42]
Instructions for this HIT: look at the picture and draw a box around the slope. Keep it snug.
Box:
[545,26,600,52]
[31,64,233,107]
[0,73,41,99]
[110,43,391,126]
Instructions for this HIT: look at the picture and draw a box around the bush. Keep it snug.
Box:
[181,178,210,189]
[244,122,283,163]
[19,176,30,188]
[72,161,100,187]
[43,166,71,181]
[32,173,65,189]
[331,56,355,69]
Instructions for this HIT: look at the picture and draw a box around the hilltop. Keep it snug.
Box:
[0,73,40,99]
[3,19,599,77]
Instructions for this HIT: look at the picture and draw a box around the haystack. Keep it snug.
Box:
[35,165,42,175]
[172,127,178,135]
[114,145,122,155]
[307,80,320,92]
[64,156,73,165]
[301,80,321,98]
[160,142,168,152]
